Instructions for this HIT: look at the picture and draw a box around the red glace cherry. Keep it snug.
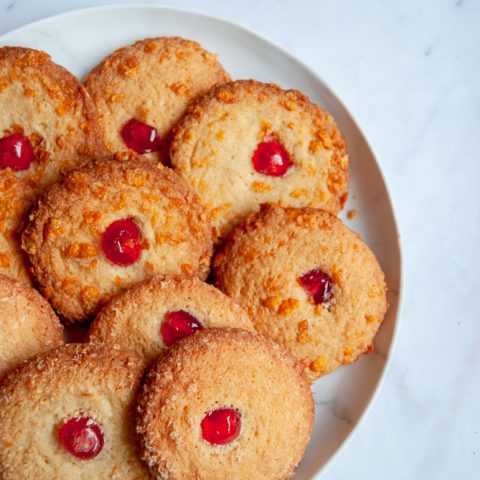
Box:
[120,119,164,154]
[252,139,292,177]
[0,133,34,171]
[101,219,142,266]
[201,408,241,445]
[298,268,333,304]
[59,417,104,460]
[161,310,203,347]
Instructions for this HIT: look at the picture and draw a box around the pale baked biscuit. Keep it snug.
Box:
[0,343,149,479]
[88,275,253,363]
[84,36,229,162]
[0,46,106,283]
[22,153,213,323]
[0,274,63,377]
[137,328,313,480]
[214,204,388,380]
[170,80,348,241]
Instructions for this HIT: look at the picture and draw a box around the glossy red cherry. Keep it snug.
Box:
[298,268,333,304]
[201,408,241,445]
[101,219,142,266]
[252,139,292,177]
[0,133,34,171]
[59,416,104,460]
[161,310,203,347]
[120,118,164,154]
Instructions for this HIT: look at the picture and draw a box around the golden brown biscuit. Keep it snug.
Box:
[137,328,313,480]
[0,46,106,283]
[170,80,349,241]
[84,36,229,163]
[88,275,254,363]
[22,153,213,323]
[214,204,388,380]
[0,343,149,479]
[0,274,63,377]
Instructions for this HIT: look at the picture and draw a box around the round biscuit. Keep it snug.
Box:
[137,328,314,480]
[0,343,149,480]
[170,80,349,241]
[88,274,254,363]
[214,204,388,380]
[22,153,213,323]
[84,36,229,162]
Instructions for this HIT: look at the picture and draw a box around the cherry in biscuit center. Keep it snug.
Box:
[59,416,104,460]
[161,309,204,346]
[101,218,142,267]
[298,268,333,304]
[252,139,292,177]
[201,408,241,445]
[0,133,35,171]
[120,118,165,154]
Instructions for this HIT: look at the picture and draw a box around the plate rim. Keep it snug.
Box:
[0,4,403,478]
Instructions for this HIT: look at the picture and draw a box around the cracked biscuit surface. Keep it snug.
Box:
[88,275,253,363]
[0,274,63,377]
[84,36,229,162]
[0,46,106,283]
[0,343,149,480]
[22,153,213,323]
[136,328,314,480]
[214,204,388,380]
[170,80,348,241]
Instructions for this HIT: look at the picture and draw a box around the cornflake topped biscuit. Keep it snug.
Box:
[0,46,106,283]
[84,36,229,163]
[214,204,388,380]
[170,80,349,241]
[22,152,213,323]
[88,274,254,363]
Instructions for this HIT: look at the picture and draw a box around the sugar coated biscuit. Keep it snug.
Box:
[0,274,63,377]
[88,275,254,362]
[84,36,229,163]
[0,343,149,479]
[137,328,313,480]
[170,80,348,241]
[0,46,106,283]
[22,153,213,323]
[214,204,388,380]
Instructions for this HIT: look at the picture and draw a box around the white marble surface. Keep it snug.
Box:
[0,0,479,479]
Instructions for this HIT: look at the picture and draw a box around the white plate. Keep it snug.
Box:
[0,5,402,479]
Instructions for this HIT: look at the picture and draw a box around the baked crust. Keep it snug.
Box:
[170,79,349,241]
[88,274,254,363]
[137,328,314,480]
[214,204,388,380]
[0,46,107,283]
[0,273,63,377]
[22,152,213,323]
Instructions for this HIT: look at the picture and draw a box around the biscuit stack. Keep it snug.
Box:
[0,37,387,480]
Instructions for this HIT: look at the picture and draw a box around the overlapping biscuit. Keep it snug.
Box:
[0,343,149,479]
[22,153,213,323]
[84,36,229,162]
[171,80,348,241]
[0,274,63,377]
[0,46,106,283]
[214,204,388,380]
[88,275,253,363]
[137,328,314,480]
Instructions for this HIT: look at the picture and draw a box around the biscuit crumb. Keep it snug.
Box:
[310,356,326,373]
[347,209,357,220]
[278,298,300,316]
[251,181,272,193]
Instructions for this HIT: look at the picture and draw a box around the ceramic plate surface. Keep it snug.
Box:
[0,5,402,478]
